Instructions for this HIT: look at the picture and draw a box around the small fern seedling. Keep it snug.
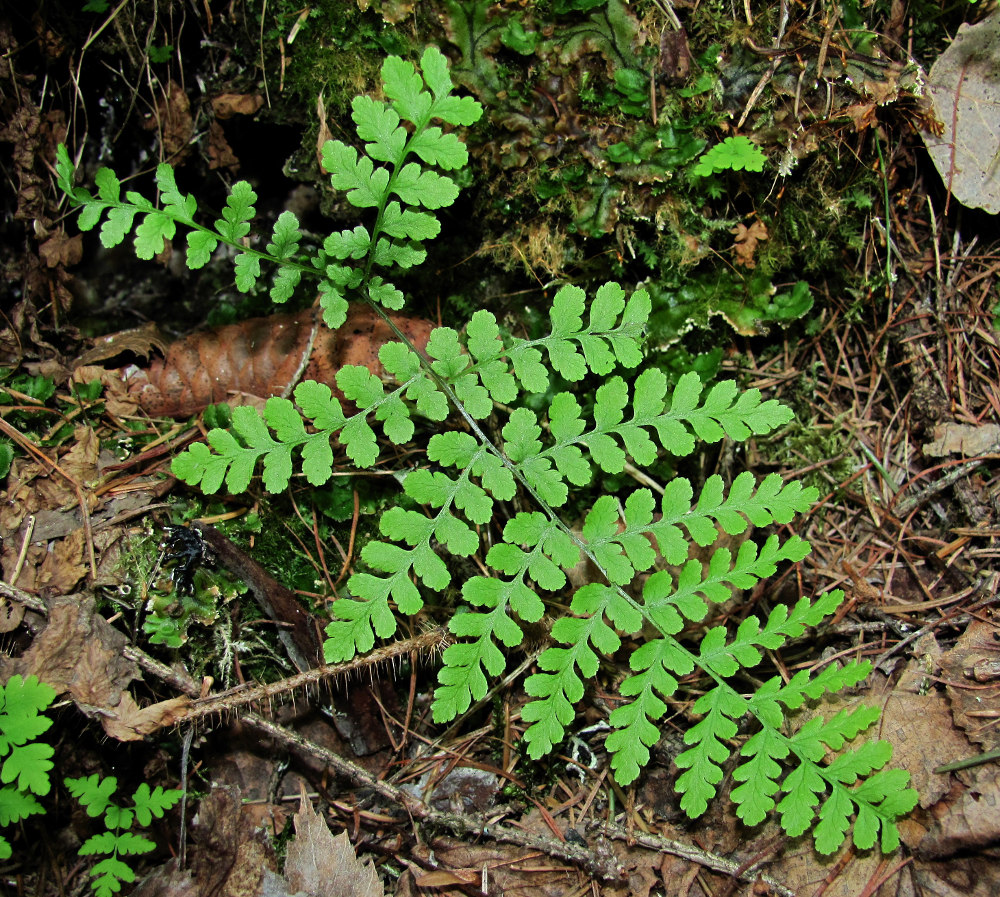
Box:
[693,134,767,176]
[0,675,56,860]
[57,46,917,854]
[64,774,182,897]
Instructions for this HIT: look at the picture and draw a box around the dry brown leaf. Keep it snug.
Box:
[72,365,141,418]
[60,425,101,484]
[731,219,768,268]
[102,695,192,741]
[207,120,240,171]
[0,593,184,741]
[413,869,479,888]
[0,598,25,632]
[940,617,1000,751]
[34,525,86,594]
[912,856,1000,897]
[34,473,77,511]
[211,92,264,119]
[38,229,82,268]
[75,322,168,366]
[1,592,134,693]
[879,684,972,808]
[316,92,334,172]
[923,11,1000,213]
[925,421,1000,456]
[285,784,382,897]
[189,785,279,897]
[372,0,414,24]
[842,101,878,132]
[131,862,200,897]
[921,766,1000,858]
[410,834,576,897]
[145,80,193,162]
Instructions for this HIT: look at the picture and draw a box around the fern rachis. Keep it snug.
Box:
[57,45,917,854]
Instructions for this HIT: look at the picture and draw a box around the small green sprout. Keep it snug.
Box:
[693,135,767,176]
[65,775,183,897]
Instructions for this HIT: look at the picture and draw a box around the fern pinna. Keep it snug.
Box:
[57,47,916,854]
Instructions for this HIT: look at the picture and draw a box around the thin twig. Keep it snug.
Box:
[240,713,626,881]
[601,824,795,897]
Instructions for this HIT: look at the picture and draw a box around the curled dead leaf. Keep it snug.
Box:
[38,229,82,268]
[122,305,433,417]
[0,593,187,741]
[731,220,768,268]
[75,322,168,367]
[207,120,240,170]
[211,92,264,119]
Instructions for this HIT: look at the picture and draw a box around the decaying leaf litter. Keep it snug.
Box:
[3,2,1000,895]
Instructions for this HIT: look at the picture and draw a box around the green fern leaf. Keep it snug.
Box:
[382,53,433,124]
[55,144,81,197]
[323,141,389,208]
[2,742,54,795]
[694,135,767,176]
[215,181,256,241]
[607,638,690,783]
[155,164,196,220]
[731,726,788,825]
[372,237,426,269]
[381,202,440,240]
[131,783,183,825]
[352,95,407,165]
[418,46,483,125]
[186,230,218,268]
[319,284,349,327]
[523,583,622,756]
[0,675,56,749]
[391,163,458,209]
[101,207,136,248]
[675,686,747,816]
[79,832,120,855]
[466,311,518,402]
[90,857,136,897]
[233,251,260,291]
[265,211,302,301]
[433,568,539,722]
[0,786,43,826]
[271,265,302,303]
[66,775,118,817]
[813,788,856,854]
[408,126,469,169]
[368,277,405,309]
[134,214,177,260]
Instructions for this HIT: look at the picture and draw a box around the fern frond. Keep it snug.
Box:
[57,45,918,855]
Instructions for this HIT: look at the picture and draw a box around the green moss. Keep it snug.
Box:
[260,1,414,122]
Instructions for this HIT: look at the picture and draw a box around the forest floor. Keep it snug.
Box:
[2,2,1000,896]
